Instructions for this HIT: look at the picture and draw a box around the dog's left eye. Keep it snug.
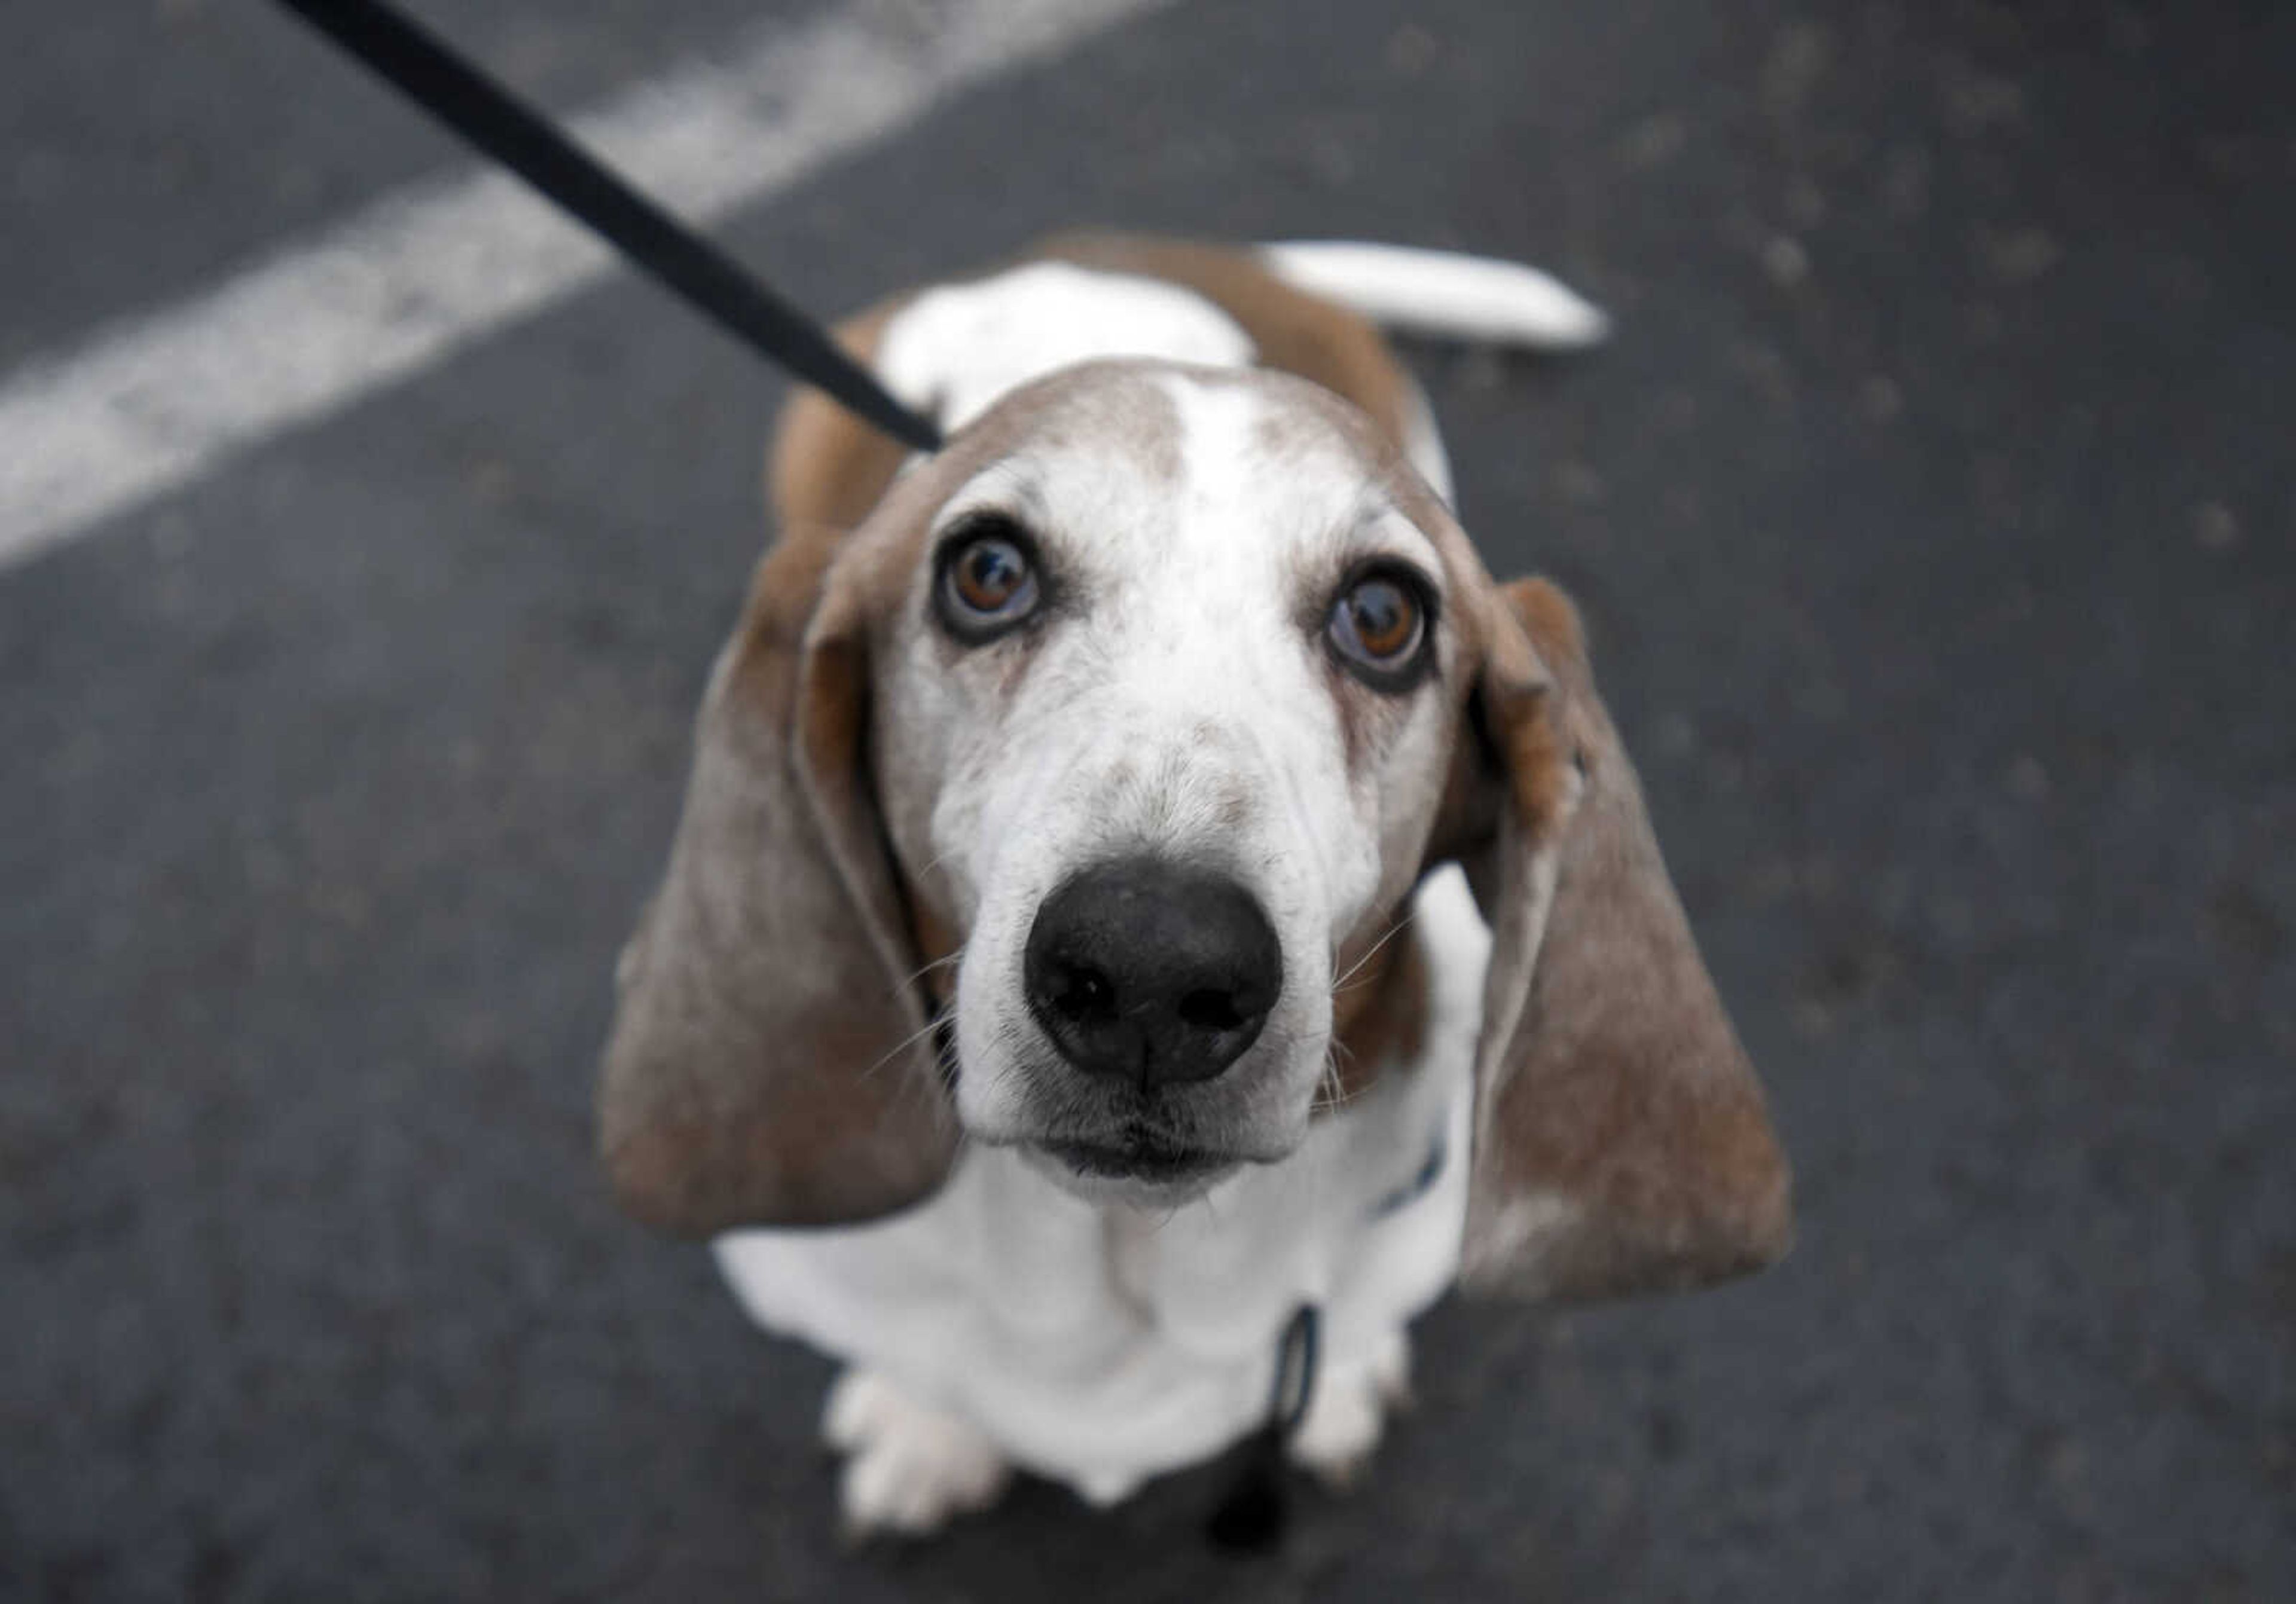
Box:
[1326,565,1433,688]
[936,517,1042,640]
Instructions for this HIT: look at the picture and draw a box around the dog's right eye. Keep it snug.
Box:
[935,517,1043,642]
[1324,561,1435,691]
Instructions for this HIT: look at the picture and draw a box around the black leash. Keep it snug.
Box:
[273,0,944,454]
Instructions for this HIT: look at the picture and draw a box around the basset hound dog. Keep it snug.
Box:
[599,233,1792,1537]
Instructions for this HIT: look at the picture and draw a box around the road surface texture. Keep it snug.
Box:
[4,1,2290,1599]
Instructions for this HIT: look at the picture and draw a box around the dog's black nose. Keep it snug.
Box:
[1024,858,1282,1089]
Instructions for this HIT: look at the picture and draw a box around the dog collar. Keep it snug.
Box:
[1368,1122,1450,1220]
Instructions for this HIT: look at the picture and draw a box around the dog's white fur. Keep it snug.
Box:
[713,246,1599,1535]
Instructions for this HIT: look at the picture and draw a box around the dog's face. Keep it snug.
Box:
[602,352,1788,1302]
[868,363,1460,1200]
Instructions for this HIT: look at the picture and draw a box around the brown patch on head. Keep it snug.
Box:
[998,361,1188,485]
[1033,231,1414,450]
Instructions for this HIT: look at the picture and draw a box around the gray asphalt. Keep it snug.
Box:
[5,1,2291,1599]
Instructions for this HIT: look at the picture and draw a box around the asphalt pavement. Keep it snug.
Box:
[4,1,2291,1599]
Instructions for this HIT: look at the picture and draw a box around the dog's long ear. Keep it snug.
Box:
[1446,577,1791,1300]
[597,527,956,1236]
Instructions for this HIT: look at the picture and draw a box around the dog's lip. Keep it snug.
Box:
[1036,1129,1235,1182]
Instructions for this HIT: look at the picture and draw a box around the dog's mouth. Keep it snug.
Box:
[1033,1125,1238,1187]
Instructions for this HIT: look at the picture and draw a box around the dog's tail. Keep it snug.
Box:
[1257,242,1609,350]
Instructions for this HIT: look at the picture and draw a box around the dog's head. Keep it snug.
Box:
[600,359,1788,1300]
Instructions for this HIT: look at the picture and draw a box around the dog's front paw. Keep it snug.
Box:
[1287,1330,1412,1490]
[822,1368,1012,1540]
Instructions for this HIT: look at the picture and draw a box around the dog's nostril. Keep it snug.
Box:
[1049,962,1116,1023]
[1176,988,1244,1033]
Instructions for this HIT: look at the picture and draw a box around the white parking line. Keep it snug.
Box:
[0,0,1170,571]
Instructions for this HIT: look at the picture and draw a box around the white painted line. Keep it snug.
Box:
[0,0,1170,571]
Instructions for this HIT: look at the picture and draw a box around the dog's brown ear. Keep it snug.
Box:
[597,527,956,1236]
[1448,578,1791,1300]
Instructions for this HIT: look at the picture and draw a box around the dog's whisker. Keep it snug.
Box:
[1315,1033,1374,1113]
[894,948,966,996]
[859,1006,953,1082]
[1332,907,1416,993]
[1310,1045,1347,1114]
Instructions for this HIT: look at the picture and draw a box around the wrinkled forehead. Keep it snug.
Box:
[932,362,1446,582]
